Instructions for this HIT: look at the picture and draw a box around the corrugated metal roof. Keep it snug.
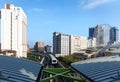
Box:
[71,56,120,82]
[0,55,42,82]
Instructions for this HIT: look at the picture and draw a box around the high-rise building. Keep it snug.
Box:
[34,42,44,53]
[89,27,95,39]
[70,35,88,55]
[53,32,89,56]
[89,24,119,47]
[53,32,61,55]
[0,4,27,57]
[93,24,111,47]
[110,27,119,43]
[53,32,70,56]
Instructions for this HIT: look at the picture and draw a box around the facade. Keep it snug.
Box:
[89,27,95,39]
[90,24,119,47]
[53,32,61,55]
[0,4,27,57]
[70,36,88,55]
[87,38,96,48]
[93,24,111,47]
[110,27,119,43]
[45,45,53,53]
[53,32,70,56]
[34,42,44,53]
[53,32,88,56]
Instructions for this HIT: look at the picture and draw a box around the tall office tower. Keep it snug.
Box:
[0,4,27,57]
[34,42,44,53]
[70,35,88,55]
[110,27,119,43]
[53,32,70,56]
[89,27,95,39]
[94,24,111,47]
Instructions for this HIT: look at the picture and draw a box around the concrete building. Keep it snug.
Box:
[34,42,44,53]
[110,27,119,43]
[53,32,70,56]
[53,32,89,56]
[70,36,88,55]
[45,45,53,53]
[87,38,96,48]
[0,4,27,57]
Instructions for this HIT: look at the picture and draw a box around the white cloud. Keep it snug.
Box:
[81,0,116,9]
[28,8,44,12]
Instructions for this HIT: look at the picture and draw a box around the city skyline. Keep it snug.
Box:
[0,0,120,47]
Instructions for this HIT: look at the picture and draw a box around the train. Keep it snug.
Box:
[49,54,58,64]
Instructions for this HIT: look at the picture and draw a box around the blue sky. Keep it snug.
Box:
[0,0,120,47]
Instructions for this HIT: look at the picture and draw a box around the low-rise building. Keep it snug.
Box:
[45,45,53,53]
[34,41,44,53]
[87,37,96,48]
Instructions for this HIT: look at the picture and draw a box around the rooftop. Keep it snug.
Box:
[71,56,120,82]
[0,55,42,82]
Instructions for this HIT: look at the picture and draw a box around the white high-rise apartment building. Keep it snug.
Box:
[0,4,27,57]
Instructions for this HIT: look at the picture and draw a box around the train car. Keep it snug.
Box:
[49,54,58,64]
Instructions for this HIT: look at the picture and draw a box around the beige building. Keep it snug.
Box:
[0,4,27,57]
[70,36,88,55]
